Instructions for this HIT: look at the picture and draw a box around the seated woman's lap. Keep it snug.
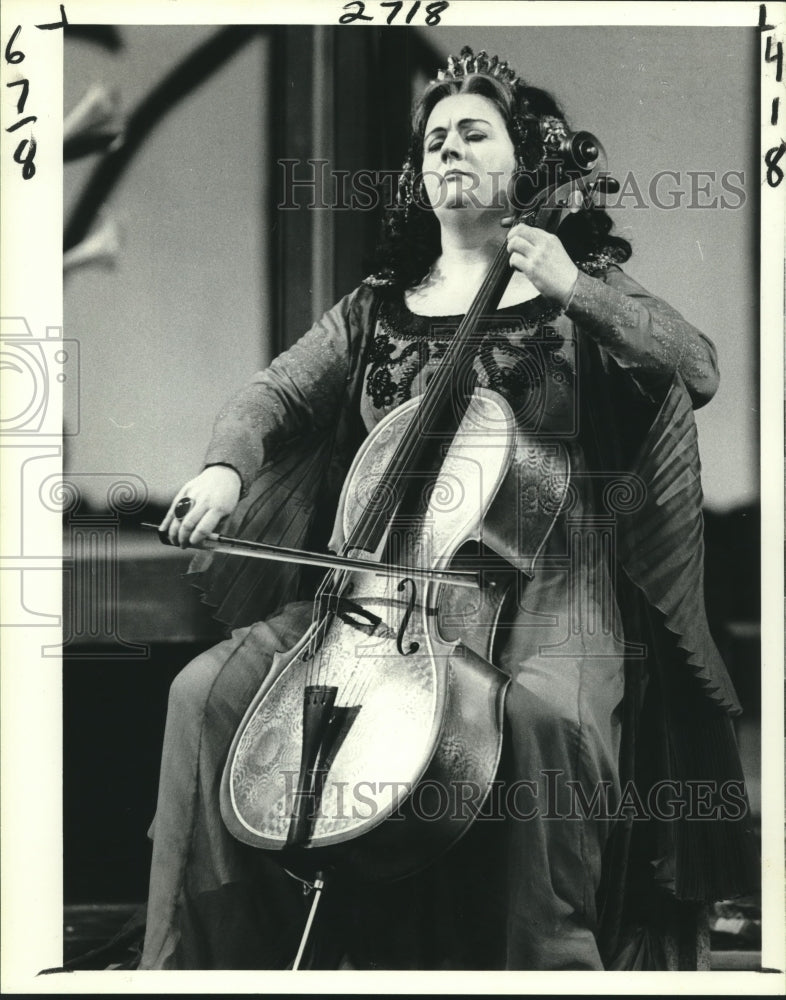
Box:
[168,601,316,720]
[156,595,623,970]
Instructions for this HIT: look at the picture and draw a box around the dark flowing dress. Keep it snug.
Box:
[140,267,757,970]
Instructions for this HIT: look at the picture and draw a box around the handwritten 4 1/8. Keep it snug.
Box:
[4,4,69,180]
[761,2,785,188]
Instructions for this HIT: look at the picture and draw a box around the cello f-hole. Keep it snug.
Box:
[396,577,420,656]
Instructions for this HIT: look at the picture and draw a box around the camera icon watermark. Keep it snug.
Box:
[0,317,80,435]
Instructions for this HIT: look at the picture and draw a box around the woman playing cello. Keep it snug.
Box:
[140,47,756,971]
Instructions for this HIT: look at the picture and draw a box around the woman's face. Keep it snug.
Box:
[420,92,517,223]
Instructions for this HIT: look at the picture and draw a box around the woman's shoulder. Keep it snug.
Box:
[315,281,385,341]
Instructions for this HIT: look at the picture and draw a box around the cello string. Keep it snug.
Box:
[310,570,343,687]
[344,238,512,556]
[315,240,513,701]
[289,176,596,737]
[309,183,573,587]
[307,571,342,685]
[361,237,513,549]
[338,579,398,707]
[315,565,362,688]
[307,193,550,688]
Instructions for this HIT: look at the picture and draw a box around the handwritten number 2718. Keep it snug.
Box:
[340,1,448,24]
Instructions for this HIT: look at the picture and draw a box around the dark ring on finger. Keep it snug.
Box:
[175,497,193,519]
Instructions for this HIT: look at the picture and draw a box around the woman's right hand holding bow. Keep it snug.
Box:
[160,464,242,548]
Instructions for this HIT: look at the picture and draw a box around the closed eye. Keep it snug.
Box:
[424,116,494,148]
[427,134,486,152]
[426,128,487,152]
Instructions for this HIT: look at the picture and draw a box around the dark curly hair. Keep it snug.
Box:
[368,69,631,290]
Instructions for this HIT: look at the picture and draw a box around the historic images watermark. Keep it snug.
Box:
[278,159,748,212]
[1,317,78,638]
[278,770,750,824]
[1,316,152,657]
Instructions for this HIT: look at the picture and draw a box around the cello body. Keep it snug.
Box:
[218,128,606,884]
[220,389,569,880]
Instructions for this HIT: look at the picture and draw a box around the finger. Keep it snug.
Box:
[189,507,227,547]
[506,221,537,241]
[167,500,187,545]
[508,251,533,276]
[161,490,189,538]
[168,517,183,546]
[176,497,210,548]
[168,493,200,546]
[508,240,549,273]
[506,234,537,257]
[507,224,547,249]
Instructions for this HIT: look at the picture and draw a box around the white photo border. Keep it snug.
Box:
[1,0,783,993]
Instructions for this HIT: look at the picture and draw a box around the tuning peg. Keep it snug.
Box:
[64,83,124,160]
[593,176,621,194]
[63,214,121,274]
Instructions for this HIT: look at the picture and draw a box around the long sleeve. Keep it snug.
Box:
[565,266,719,409]
[203,289,360,494]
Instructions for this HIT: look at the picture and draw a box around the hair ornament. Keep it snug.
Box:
[394,152,429,223]
[539,115,570,156]
[436,45,520,88]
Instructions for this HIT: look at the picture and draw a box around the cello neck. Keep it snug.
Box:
[344,133,610,557]
[344,237,514,557]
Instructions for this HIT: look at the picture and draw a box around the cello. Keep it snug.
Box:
[146,126,617,963]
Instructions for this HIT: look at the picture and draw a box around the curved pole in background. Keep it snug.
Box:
[64,25,266,251]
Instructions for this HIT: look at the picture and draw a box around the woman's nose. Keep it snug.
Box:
[440,129,464,161]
